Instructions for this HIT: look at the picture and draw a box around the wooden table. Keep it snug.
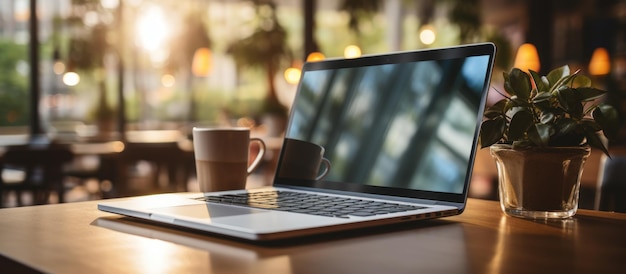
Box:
[1,198,625,273]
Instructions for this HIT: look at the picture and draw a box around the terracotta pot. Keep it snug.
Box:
[490,144,591,219]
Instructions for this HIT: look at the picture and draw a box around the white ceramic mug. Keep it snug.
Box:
[192,127,266,192]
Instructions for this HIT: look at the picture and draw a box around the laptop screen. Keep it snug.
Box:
[274,43,495,203]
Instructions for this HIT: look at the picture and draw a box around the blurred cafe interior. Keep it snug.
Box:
[1,0,626,211]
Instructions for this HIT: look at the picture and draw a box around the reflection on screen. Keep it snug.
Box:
[281,55,491,194]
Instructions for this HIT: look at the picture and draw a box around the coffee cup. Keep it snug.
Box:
[192,127,266,192]
[278,138,330,181]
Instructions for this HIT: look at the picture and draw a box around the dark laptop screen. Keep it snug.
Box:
[275,43,495,202]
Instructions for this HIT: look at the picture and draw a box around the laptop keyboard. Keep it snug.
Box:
[195,190,426,218]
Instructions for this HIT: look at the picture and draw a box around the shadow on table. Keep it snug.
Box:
[93,215,469,272]
[93,214,463,248]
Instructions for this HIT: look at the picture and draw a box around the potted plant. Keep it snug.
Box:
[480,65,620,219]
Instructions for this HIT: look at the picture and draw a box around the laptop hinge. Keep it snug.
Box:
[276,185,440,205]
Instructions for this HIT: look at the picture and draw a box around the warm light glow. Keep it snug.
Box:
[84,11,99,27]
[284,67,301,84]
[589,47,610,76]
[344,45,362,59]
[136,236,179,273]
[161,74,176,87]
[101,0,120,9]
[419,25,436,45]
[192,48,212,77]
[306,52,325,62]
[53,61,65,75]
[136,6,169,52]
[514,43,541,72]
[112,141,125,152]
[62,72,80,86]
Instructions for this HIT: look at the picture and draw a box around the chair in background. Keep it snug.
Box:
[595,155,626,213]
[63,141,125,199]
[0,144,73,207]
[117,141,185,196]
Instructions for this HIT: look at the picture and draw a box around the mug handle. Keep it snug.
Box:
[315,158,331,180]
[247,138,266,174]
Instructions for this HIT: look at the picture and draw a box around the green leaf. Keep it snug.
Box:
[529,70,548,92]
[508,110,534,141]
[546,65,570,89]
[550,74,576,93]
[572,74,592,88]
[508,68,531,100]
[556,88,583,118]
[533,97,554,111]
[540,76,550,90]
[484,110,503,119]
[502,71,515,96]
[509,95,530,107]
[532,91,552,103]
[480,117,507,148]
[484,99,508,119]
[528,123,553,146]
[575,87,607,102]
[580,119,603,132]
[554,118,578,135]
[586,131,610,157]
[512,140,533,149]
[539,112,555,124]
[593,104,620,139]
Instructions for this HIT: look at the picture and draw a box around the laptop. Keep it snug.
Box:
[98,42,496,241]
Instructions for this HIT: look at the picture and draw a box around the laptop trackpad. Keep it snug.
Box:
[151,204,266,219]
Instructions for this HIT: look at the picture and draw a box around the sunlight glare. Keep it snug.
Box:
[136,6,169,52]
[84,11,99,27]
[101,0,120,9]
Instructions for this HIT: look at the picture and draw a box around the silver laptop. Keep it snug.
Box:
[98,43,496,241]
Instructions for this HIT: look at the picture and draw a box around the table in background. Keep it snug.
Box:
[1,198,625,273]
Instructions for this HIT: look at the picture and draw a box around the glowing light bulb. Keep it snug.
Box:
[284,67,301,84]
[514,43,541,73]
[589,47,610,76]
[419,25,436,45]
[63,72,80,86]
[192,48,212,77]
[344,45,362,59]
[306,52,325,62]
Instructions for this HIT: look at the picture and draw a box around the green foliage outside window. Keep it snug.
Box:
[0,40,29,128]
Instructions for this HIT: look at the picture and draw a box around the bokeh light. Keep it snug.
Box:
[419,25,436,45]
[62,72,80,86]
[306,52,325,62]
[344,45,362,59]
[161,74,176,87]
[136,6,169,52]
[284,67,301,84]
[53,61,65,75]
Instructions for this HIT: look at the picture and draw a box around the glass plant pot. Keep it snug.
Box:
[490,144,591,219]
